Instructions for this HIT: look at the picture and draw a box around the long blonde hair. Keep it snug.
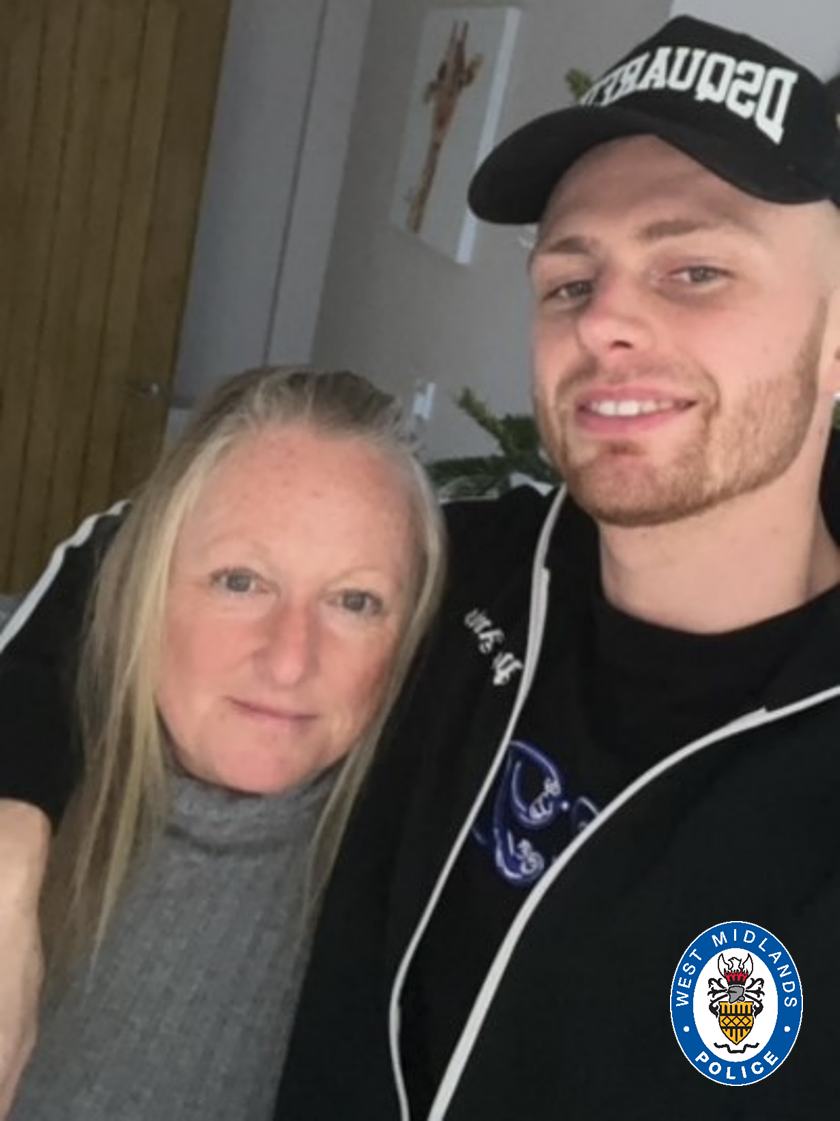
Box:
[43,367,446,969]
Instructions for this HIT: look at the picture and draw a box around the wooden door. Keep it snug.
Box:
[0,0,230,592]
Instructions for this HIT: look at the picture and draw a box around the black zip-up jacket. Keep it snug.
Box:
[276,482,840,1120]
[3,473,840,1119]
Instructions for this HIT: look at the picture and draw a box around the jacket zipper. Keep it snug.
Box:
[387,489,564,1120]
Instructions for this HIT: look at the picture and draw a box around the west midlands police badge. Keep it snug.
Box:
[670,920,802,1086]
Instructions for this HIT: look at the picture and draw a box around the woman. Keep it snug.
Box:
[4,366,445,1120]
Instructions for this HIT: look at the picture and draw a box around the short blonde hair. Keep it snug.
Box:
[44,367,446,967]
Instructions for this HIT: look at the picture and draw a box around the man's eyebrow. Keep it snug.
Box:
[636,215,762,242]
[528,234,594,271]
[530,213,762,268]
[531,234,595,263]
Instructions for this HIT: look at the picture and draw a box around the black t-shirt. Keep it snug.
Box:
[401,551,840,1116]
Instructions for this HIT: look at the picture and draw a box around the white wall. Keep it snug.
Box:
[670,0,840,78]
[311,0,671,460]
[171,0,372,411]
[266,0,373,364]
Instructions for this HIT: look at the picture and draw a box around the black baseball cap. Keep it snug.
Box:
[468,16,840,224]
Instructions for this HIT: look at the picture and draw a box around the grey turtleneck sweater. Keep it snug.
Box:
[11,764,335,1120]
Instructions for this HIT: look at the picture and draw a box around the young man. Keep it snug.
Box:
[3,15,840,1120]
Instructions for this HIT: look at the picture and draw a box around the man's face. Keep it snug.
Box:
[529,135,840,527]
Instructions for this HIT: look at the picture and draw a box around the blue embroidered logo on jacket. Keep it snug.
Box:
[472,739,599,885]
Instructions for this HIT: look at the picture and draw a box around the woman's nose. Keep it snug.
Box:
[258,601,318,686]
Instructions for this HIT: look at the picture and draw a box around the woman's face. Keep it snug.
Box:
[156,425,417,793]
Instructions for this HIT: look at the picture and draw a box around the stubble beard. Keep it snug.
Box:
[538,319,824,529]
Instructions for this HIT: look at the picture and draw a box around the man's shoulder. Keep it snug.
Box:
[444,485,558,558]
[0,503,128,657]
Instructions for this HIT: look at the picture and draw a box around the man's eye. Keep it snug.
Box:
[676,265,724,284]
[541,278,593,303]
[211,569,262,595]
[337,590,383,616]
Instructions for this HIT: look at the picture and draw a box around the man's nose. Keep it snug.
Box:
[574,271,655,361]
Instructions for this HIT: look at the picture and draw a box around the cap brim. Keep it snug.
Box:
[468,103,828,224]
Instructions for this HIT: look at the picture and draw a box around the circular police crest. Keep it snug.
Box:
[670,920,802,1086]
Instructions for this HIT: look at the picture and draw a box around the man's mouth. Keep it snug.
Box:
[582,398,690,418]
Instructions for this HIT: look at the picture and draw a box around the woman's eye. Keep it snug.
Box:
[210,569,263,595]
[337,589,384,616]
